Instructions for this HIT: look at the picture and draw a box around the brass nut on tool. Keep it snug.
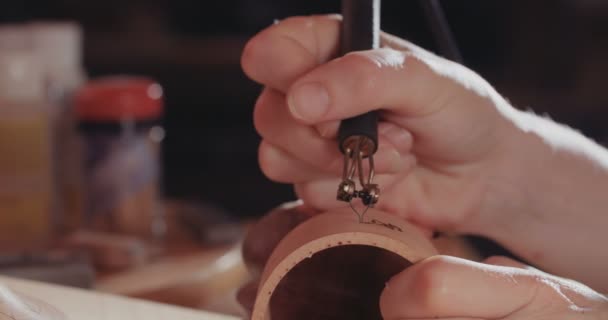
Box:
[361,184,380,206]
[337,179,357,202]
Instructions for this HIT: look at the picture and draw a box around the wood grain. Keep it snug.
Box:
[251,208,438,320]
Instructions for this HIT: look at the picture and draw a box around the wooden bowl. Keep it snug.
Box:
[251,207,437,320]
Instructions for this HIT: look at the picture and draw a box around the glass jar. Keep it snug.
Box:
[74,76,165,239]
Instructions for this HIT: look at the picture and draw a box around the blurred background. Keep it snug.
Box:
[0,0,606,316]
[2,0,607,218]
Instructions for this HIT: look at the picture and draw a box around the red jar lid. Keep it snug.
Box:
[75,76,163,121]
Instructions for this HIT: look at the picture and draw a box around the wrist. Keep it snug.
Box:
[478,110,594,236]
[484,109,608,228]
[475,109,608,289]
[473,109,540,236]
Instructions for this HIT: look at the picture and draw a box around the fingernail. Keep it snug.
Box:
[381,126,412,155]
[316,121,339,138]
[288,82,330,122]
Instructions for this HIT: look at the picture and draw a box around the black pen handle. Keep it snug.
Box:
[338,0,380,157]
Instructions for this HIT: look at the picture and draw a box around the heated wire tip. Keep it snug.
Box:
[337,136,380,221]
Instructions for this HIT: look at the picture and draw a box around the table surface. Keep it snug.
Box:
[0,275,239,320]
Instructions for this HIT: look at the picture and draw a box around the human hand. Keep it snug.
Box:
[243,14,608,291]
[380,255,608,320]
[242,14,523,235]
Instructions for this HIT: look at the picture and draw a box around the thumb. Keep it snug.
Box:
[285,47,457,124]
[379,255,540,320]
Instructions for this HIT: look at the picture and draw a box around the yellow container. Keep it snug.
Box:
[0,110,53,247]
[0,46,54,250]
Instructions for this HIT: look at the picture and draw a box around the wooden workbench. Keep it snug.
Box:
[0,275,238,320]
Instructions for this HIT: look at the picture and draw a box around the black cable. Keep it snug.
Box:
[419,0,463,63]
